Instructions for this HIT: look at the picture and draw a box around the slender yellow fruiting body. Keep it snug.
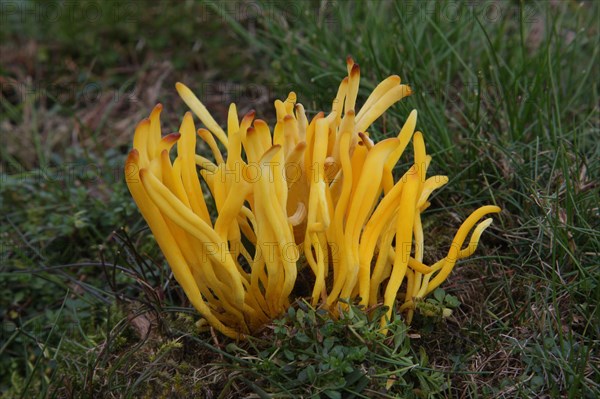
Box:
[125,151,242,339]
[355,75,401,122]
[425,206,501,294]
[147,104,163,159]
[125,58,500,338]
[344,138,400,303]
[382,169,420,330]
[355,85,413,133]
[345,64,361,113]
[176,82,228,146]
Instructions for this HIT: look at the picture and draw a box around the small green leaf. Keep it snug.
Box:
[323,390,341,399]
[433,288,446,302]
[284,348,295,361]
[323,336,335,351]
[445,294,460,308]
[306,365,317,382]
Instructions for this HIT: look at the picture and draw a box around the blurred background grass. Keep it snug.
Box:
[1,0,598,397]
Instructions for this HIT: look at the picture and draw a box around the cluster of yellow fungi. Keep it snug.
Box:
[125,57,500,339]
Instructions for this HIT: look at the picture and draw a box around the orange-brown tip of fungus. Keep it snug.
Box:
[283,114,294,122]
[346,55,354,65]
[341,76,349,83]
[350,63,360,76]
[150,103,162,119]
[295,141,307,150]
[138,168,148,180]
[346,109,355,116]
[405,85,413,95]
[313,111,325,121]
[247,126,256,135]
[162,132,181,143]
[136,118,151,128]
[126,149,139,162]
[243,110,256,121]
[175,82,185,91]
[197,128,210,135]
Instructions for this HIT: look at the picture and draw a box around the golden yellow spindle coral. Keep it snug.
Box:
[178,112,212,224]
[305,118,332,305]
[126,152,242,338]
[125,57,500,338]
[175,82,228,146]
[424,205,501,295]
[345,62,360,113]
[325,129,354,307]
[403,131,427,323]
[254,146,298,314]
[345,138,400,303]
[380,168,421,329]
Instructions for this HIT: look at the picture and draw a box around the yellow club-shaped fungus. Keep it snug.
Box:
[125,57,500,338]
